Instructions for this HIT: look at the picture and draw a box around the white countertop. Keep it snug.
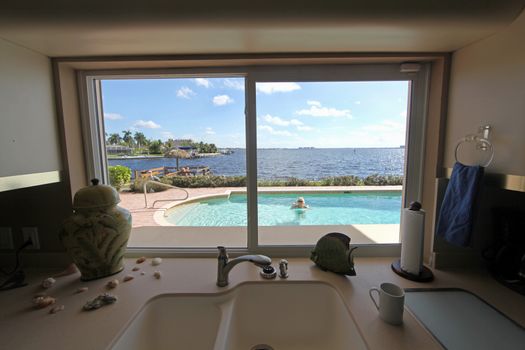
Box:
[1,257,524,350]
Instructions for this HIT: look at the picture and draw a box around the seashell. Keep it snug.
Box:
[310,232,357,276]
[75,287,88,294]
[123,275,134,282]
[132,267,140,271]
[33,296,56,309]
[106,279,119,289]
[151,257,162,266]
[49,305,65,314]
[153,271,162,279]
[83,293,118,311]
[136,256,146,264]
[41,277,56,289]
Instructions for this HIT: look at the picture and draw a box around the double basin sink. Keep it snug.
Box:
[110,282,368,350]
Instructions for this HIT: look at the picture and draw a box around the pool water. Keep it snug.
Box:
[166,192,402,226]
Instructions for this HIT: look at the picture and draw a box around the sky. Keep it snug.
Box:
[101,77,408,148]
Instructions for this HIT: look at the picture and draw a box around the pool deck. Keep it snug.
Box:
[121,186,402,247]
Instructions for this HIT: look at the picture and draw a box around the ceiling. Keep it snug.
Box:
[1,0,524,57]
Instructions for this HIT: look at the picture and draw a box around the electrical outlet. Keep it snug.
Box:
[22,227,40,249]
[0,227,14,249]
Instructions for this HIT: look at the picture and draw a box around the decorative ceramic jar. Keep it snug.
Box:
[60,179,132,281]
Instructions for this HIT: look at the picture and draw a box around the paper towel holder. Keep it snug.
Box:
[391,201,434,282]
[391,260,434,282]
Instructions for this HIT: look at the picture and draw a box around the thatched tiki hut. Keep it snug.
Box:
[164,149,191,170]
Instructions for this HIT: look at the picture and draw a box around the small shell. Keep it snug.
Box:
[136,257,147,264]
[106,279,119,289]
[33,296,56,309]
[83,293,118,311]
[123,275,134,282]
[49,305,65,314]
[153,271,162,279]
[75,287,88,294]
[151,257,162,266]
[41,277,56,289]
[132,267,140,272]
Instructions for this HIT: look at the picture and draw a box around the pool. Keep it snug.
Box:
[165,191,402,226]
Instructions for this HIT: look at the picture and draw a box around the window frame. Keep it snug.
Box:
[77,63,430,258]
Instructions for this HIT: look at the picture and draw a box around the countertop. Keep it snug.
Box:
[1,257,524,350]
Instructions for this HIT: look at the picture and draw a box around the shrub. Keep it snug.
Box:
[319,176,363,186]
[363,174,403,186]
[168,175,246,188]
[108,165,131,190]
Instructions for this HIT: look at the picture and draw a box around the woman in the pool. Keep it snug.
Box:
[291,197,309,209]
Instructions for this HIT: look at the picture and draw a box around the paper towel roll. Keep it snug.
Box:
[400,207,425,275]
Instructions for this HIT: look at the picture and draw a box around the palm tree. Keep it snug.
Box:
[107,133,122,145]
[134,131,147,149]
[165,149,190,170]
[122,130,134,147]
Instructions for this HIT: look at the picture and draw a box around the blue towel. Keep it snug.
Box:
[436,162,484,247]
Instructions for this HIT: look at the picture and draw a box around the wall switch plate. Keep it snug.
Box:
[22,227,40,249]
[0,227,14,249]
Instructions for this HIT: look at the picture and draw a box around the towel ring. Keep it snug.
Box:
[454,135,494,168]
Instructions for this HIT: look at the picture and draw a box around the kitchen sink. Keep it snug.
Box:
[110,281,367,350]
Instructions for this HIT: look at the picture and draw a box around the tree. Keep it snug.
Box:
[107,133,122,145]
[164,138,175,150]
[134,132,147,149]
[122,130,134,147]
[149,139,163,154]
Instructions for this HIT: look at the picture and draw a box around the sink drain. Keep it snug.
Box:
[250,344,274,350]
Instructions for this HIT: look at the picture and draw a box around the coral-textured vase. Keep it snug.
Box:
[60,179,132,281]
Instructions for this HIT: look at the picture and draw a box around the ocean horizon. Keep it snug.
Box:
[109,147,405,180]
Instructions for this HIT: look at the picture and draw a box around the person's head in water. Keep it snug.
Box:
[295,197,306,208]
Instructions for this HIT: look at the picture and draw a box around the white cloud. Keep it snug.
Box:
[307,100,321,107]
[176,86,196,99]
[262,114,291,126]
[295,101,352,118]
[213,95,234,106]
[256,82,301,94]
[224,78,244,90]
[195,78,212,88]
[258,125,293,137]
[134,120,161,129]
[205,127,216,135]
[260,114,314,133]
[104,113,124,120]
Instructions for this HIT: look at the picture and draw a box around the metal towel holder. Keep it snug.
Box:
[454,125,494,168]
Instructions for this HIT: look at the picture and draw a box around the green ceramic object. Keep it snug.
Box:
[60,179,132,281]
[310,232,357,276]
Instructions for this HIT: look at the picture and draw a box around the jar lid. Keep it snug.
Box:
[73,179,120,209]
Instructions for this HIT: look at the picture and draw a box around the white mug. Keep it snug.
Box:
[369,282,405,325]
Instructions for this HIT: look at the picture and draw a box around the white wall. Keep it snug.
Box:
[0,38,61,177]
[445,10,525,175]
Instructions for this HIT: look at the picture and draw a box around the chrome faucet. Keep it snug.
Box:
[217,246,272,287]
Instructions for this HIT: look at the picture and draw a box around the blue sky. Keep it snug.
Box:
[101,78,408,148]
